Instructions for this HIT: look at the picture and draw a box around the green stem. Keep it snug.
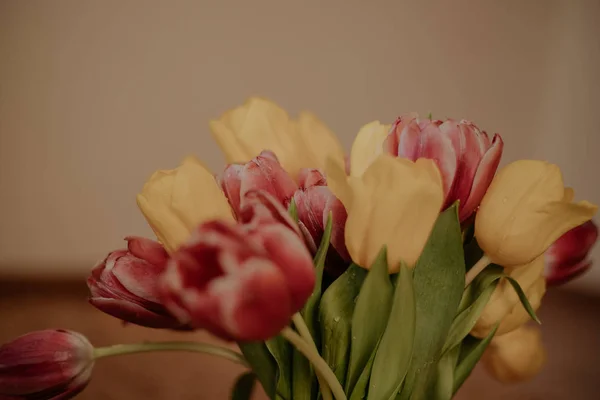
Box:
[465,254,491,287]
[292,314,333,400]
[281,327,347,400]
[93,341,248,366]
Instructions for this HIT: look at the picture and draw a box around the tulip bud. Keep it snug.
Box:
[159,191,315,341]
[0,330,94,399]
[482,326,546,383]
[87,237,186,329]
[380,115,503,222]
[475,160,598,267]
[137,156,234,252]
[326,154,444,272]
[545,220,598,286]
[471,256,546,338]
[219,150,298,217]
[293,169,350,264]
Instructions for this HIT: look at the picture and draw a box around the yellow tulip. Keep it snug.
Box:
[326,154,444,272]
[475,160,597,267]
[136,156,234,252]
[482,325,546,383]
[471,256,546,338]
[209,97,345,180]
[349,121,391,177]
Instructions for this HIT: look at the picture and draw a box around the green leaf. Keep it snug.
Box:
[457,265,504,314]
[453,326,498,394]
[369,263,416,400]
[265,336,293,400]
[398,204,465,400]
[443,270,503,354]
[292,214,333,400]
[288,198,298,223]
[319,263,367,387]
[505,277,542,324]
[345,247,394,394]
[428,344,460,400]
[237,343,278,399]
[231,372,257,400]
[348,340,380,400]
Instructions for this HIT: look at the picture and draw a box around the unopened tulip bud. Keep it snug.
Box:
[0,330,94,400]
[482,325,546,383]
[87,237,186,329]
[546,220,598,286]
[219,150,298,217]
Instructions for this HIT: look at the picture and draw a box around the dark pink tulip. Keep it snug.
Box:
[87,236,186,329]
[0,330,94,400]
[159,190,315,341]
[545,220,598,286]
[384,115,504,222]
[219,150,298,217]
[293,168,350,262]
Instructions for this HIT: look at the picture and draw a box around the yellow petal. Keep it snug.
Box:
[349,121,391,177]
[475,160,598,266]
[482,325,546,383]
[295,111,346,172]
[137,156,233,252]
[329,154,443,271]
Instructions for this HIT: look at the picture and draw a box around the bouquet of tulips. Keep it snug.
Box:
[1,97,598,400]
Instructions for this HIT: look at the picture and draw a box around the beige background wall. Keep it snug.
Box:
[1,0,599,292]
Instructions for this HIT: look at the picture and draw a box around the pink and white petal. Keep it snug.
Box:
[239,190,300,235]
[88,298,180,329]
[546,220,598,268]
[418,123,458,202]
[125,236,169,266]
[208,258,293,341]
[545,259,592,287]
[396,119,422,161]
[219,164,244,216]
[323,195,350,261]
[461,134,504,221]
[252,225,316,310]
[297,168,327,189]
[111,254,166,303]
[240,154,298,205]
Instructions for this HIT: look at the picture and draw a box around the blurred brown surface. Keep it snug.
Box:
[1,280,598,399]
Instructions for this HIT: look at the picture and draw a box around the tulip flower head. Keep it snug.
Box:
[0,330,94,400]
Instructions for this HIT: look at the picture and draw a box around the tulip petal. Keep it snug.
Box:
[295,111,347,173]
[89,298,180,329]
[396,119,421,160]
[349,121,391,177]
[219,164,244,216]
[461,134,504,221]
[418,123,458,201]
[125,236,169,266]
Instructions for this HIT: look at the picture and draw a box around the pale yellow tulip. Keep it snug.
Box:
[137,156,234,252]
[471,256,545,338]
[475,160,597,267]
[482,325,546,383]
[349,121,391,177]
[326,154,444,272]
[209,97,345,179]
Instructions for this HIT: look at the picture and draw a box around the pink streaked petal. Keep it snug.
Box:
[89,298,180,329]
[209,258,293,341]
[239,190,300,236]
[397,119,422,161]
[461,134,504,221]
[323,195,351,261]
[546,220,598,268]
[297,168,327,189]
[219,164,244,216]
[545,259,592,287]
[252,225,315,310]
[294,187,330,243]
[383,115,416,157]
[298,220,318,253]
[418,123,458,202]
[240,154,298,206]
[124,236,168,266]
[258,149,279,162]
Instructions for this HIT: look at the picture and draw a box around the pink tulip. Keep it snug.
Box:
[384,115,504,222]
[219,150,298,217]
[87,237,186,329]
[159,190,315,341]
[545,220,598,286]
[0,330,94,400]
[293,169,350,263]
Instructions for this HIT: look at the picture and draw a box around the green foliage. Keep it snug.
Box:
[230,372,257,400]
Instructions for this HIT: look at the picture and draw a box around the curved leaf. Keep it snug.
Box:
[505,276,541,324]
[345,247,394,394]
[237,343,277,399]
[231,372,257,400]
[453,325,498,394]
[349,340,380,400]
